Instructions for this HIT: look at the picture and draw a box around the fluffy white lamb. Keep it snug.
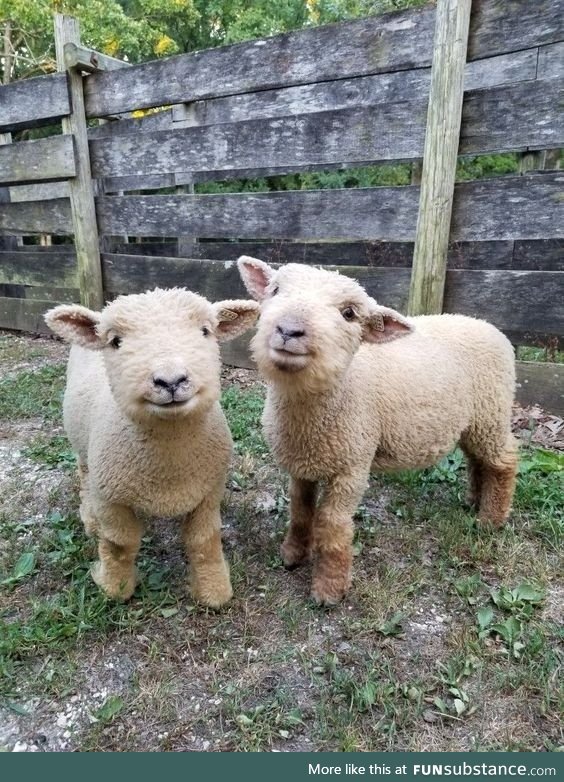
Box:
[238,257,518,606]
[45,288,259,605]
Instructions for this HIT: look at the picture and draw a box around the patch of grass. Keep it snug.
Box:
[24,434,76,470]
[221,385,267,456]
[516,345,564,364]
[0,363,66,421]
[0,511,181,702]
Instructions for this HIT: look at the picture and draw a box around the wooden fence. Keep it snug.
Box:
[0,0,562,412]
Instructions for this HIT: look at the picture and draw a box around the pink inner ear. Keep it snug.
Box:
[242,262,270,299]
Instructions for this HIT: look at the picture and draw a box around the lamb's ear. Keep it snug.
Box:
[363,305,413,344]
[44,304,104,349]
[213,300,260,342]
[237,256,275,301]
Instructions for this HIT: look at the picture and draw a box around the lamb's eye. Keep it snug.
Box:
[271,285,279,297]
[110,335,122,349]
[202,326,210,337]
[341,307,356,321]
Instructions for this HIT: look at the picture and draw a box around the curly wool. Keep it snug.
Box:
[45,288,259,605]
[238,258,518,605]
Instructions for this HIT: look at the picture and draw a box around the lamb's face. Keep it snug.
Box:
[45,289,259,422]
[238,257,413,392]
[98,290,224,420]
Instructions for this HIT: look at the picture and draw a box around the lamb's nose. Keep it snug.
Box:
[277,323,306,340]
[153,373,188,393]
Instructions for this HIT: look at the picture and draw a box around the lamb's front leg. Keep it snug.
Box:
[281,477,318,569]
[182,490,232,608]
[311,471,369,606]
[91,502,143,600]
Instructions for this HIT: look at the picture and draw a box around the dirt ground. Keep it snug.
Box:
[0,333,562,752]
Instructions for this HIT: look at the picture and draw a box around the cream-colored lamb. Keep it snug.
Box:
[45,288,259,605]
[238,257,518,606]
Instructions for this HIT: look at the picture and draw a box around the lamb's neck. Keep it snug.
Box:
[268,379,346,418]
[128,407,212,439]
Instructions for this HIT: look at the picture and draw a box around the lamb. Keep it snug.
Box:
[45,288,259,606]
[237,257,518,606]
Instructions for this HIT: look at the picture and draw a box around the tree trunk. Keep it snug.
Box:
[3,21,13,85]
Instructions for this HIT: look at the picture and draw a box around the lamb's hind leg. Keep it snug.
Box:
[462,432,519,528]
[478,439,519,528]
[461,449,483,511]
[280,478,318,570]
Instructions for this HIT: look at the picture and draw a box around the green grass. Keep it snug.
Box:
[516,346,564,364]
[221,385,267,456]
[23,434,76,470]
[0,337,562,751]
[0,363,66,421]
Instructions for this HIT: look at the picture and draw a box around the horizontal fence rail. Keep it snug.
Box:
[1,174,562,242]
[0,73,70,133]
[87,80,563,179]
[0,135,76,187]
[82,1,564,118]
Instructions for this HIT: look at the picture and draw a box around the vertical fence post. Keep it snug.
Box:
[0,133,19,251]
[407,0,472,316]
[54,14,104,310]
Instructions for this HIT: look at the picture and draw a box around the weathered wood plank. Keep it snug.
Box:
[55,14,104,310]
[450,173,564,243]
[513,240,564,271]
[106,238,564,271]
[0,73,70,133]
[90,48,536,143]
[537,41,564,78]
[460,79,563,153]
[63,42,129,72]
[0,297,58,333]
[84,0,563,117]
[0,198,73,234]
[9,182,70,202]
[515,361,564,415]
[102,254,563,337]
[443,269,564,335]
[0,284,78,303]
[408,0,471,316]
[88,79,563,179]
[0,135,76,186]
[0,250,78,287]
[94,173,564,242]
[468,0,564,60]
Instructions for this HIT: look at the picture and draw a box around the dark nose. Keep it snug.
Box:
[277,323,306,341]
[153,373,188,393]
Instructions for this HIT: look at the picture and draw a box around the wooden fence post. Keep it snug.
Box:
[0,133,19,251]
[54,14,104,310]
[407,0,472,316]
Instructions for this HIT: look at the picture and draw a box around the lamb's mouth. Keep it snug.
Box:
[144,392,197,411]
[269,348,310,372]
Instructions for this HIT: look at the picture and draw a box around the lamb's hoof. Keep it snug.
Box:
[280,540,310,571]
[190,569,233,609]
[310,576,349,607]
[477,513,509,530]
[91,561,136,601]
